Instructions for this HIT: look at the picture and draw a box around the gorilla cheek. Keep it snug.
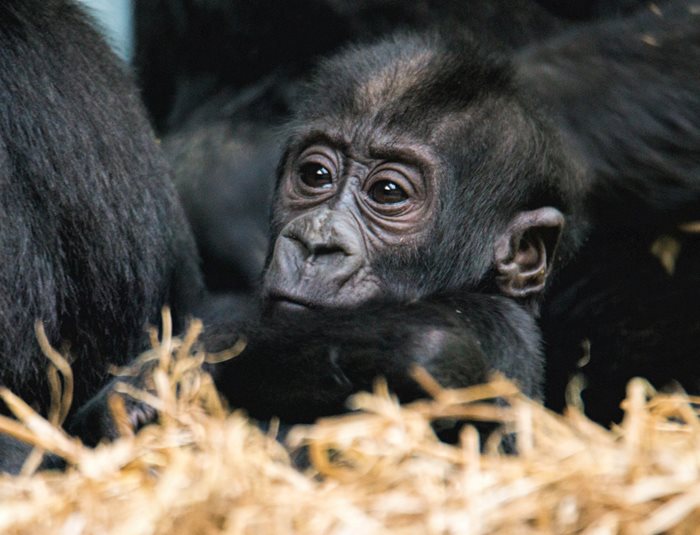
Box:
[262,208,382,310]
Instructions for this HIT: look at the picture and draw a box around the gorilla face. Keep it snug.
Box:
[263,132,441,312]
[262,35,569,316]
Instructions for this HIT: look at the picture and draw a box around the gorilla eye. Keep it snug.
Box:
[299,162,333,189]
[369,180,408,204]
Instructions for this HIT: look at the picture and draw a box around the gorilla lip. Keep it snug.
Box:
[267,292,315,312]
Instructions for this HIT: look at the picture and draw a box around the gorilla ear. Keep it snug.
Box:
[494,207,565,298]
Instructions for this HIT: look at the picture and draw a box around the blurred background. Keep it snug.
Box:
[78,0,134,61]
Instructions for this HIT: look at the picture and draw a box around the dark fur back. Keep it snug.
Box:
[0,0,203,411]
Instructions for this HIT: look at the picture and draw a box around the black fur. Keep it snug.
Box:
[536,0,654,20]
[0,0,203,471]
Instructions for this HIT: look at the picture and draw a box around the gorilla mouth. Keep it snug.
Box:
[267,293,315,313]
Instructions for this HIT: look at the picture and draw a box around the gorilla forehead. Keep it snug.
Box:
[294,32,515,138]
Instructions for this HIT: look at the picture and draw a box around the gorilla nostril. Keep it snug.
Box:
[284,233,313,257]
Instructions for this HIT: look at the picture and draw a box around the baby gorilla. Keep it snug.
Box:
[202,32,583,423]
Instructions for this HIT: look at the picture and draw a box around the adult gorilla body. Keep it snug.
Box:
[0,0,203,470]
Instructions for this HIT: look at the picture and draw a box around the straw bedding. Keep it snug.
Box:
[0,311,698,534]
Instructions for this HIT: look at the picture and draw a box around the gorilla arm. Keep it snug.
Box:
[208,293,543,424]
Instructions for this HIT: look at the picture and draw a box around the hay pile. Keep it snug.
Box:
[0,314,699,534]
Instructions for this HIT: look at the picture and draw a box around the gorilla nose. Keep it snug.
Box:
[263,208,371,308]
[282,233,359,283]
[289,234,350,264]
[280,207,361,268]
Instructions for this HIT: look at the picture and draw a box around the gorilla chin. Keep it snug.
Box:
[262,274,384,315]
